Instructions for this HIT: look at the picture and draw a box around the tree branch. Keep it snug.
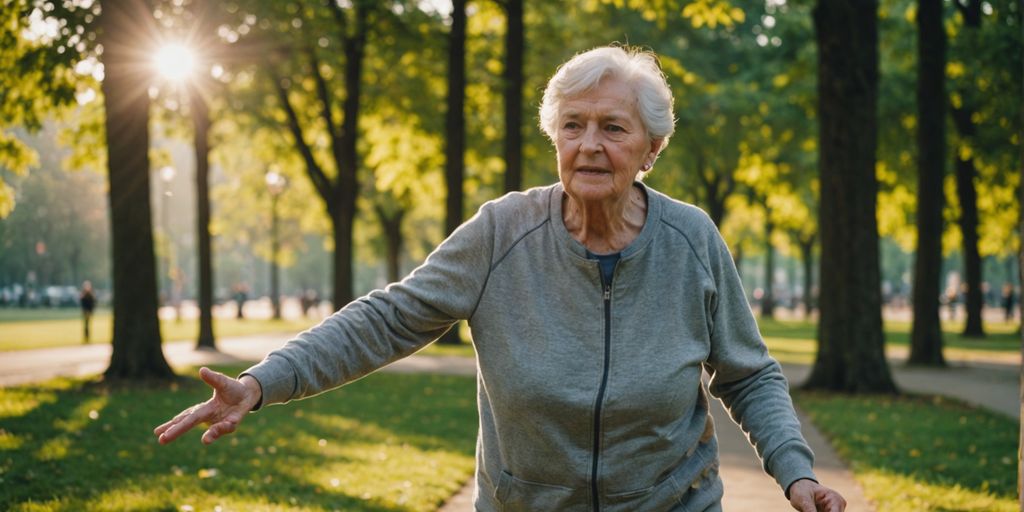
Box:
[326,0,349,43]
[271,70,333,200]
[308,46,340,142]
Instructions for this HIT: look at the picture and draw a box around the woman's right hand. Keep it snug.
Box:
[153,367,262,445]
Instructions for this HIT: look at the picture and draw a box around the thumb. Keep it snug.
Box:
[199,367,234,391]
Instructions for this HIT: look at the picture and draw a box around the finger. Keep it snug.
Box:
[201,419,237,445]
[828,493,847,512]
[816,491,844,512]
[154,405,198,436]
[158,406,208,445]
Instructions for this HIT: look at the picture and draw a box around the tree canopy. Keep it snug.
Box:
[0,0,1019,378]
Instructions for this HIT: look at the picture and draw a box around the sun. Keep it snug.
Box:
[153,43,196,82]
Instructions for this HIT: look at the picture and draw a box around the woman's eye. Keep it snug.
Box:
[563,121,580,130]
[606,124,624,132]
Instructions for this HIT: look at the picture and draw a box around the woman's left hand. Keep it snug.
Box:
[788,478,846,512]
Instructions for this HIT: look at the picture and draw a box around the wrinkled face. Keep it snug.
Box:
[555,77,661,204]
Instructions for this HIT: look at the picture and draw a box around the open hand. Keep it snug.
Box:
[153,367,262,445]
[788,478,846,512]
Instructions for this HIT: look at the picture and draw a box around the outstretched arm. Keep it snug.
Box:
[153,367,263,445]
[788,478,846,512]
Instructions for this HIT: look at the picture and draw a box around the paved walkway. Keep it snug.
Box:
[1,334,1018,511]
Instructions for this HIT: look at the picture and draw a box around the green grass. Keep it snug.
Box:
[0,310,324,351]
[883,319,1020,354]
[795,391,1018,511]
[0,368,478,511]
[756,317,1020,365]
[0,309,479,358]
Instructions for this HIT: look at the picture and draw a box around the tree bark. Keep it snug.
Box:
[191,86,216,350]
[951,0,986,338]
[439,0,467,345]
[804,0,896,393]
[100,0,174,380]
[909,0,947,366]
[502,0,524,193]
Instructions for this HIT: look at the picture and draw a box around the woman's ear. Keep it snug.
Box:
[649,137,665,158]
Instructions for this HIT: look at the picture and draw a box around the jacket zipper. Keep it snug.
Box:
[591,272,613,512]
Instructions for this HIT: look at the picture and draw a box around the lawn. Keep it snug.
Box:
[0,369,478,511]
[0,309,323,351]
[761,316,1021,511]
[796,391,1018,511]
[757,317,1020,365]
[0,309,479,358]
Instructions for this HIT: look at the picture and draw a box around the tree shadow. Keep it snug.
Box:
[0,369,478,511]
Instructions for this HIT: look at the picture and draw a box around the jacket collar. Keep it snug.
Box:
[549,181,662,261]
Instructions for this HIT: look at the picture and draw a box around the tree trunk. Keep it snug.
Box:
[954,153,985,336]
[502,0,524,193]
[951,0,986,338]
[439,0,467,345]
[100,0,174,381]
[331,202,355,309]
[800,236,815,318]
[333,7,365,310]
[191,86,216,350]
[1016,10,1023,498]
[909,0,947,366]
[762,216,775,319]
[804,0,896,393]
[274,4,368,311]
[693,144,734,227]
[270,193,281,320]
[375,204,406,284]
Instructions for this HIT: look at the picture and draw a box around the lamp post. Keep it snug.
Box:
[266,169,287,320]
[158,165,176,313]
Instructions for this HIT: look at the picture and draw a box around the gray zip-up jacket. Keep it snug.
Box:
[243,182,816,511]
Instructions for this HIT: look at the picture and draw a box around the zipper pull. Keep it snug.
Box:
[603,284,611,301]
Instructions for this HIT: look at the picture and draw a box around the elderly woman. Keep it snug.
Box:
[156,46,845,512]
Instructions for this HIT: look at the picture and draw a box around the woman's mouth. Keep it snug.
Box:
[576,167,611,176]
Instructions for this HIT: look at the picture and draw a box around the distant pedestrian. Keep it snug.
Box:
[302,289,319,317]
[79,281,96,344]
[233,283,248,319]
[1002,283,1016,321]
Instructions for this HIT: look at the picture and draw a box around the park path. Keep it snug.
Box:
[2,334,1018,511]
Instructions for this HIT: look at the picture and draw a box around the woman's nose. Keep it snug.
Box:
[579,125,602,153]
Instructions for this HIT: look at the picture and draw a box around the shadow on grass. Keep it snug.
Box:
[0,368,477,511]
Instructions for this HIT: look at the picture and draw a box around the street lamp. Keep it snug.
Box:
[265,169,288,320]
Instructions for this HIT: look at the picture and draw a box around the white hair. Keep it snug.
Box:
[539,46,676,155]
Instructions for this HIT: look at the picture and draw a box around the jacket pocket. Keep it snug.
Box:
[603,458,721,512]
[494,470,581,511]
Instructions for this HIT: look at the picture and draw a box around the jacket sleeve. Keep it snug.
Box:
[701,222,817,496]
[241,204,496,408]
